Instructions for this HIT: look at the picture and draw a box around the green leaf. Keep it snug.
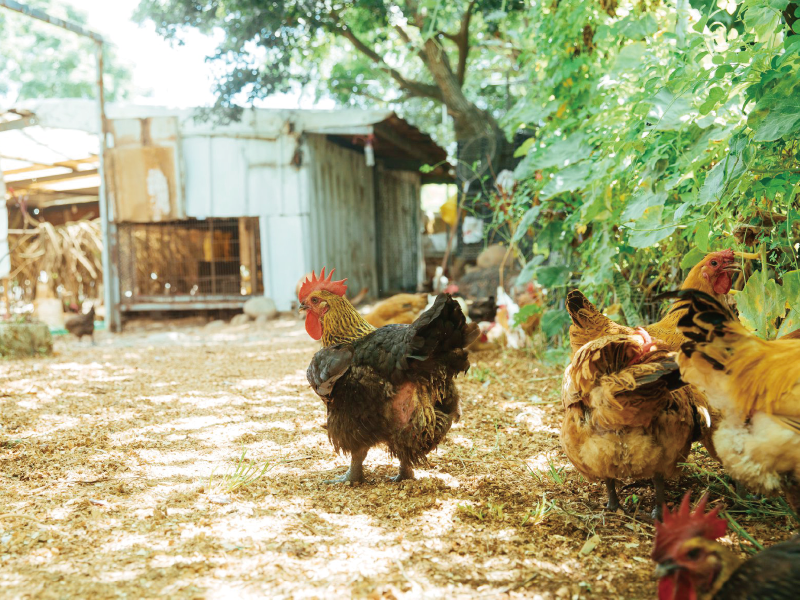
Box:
[680,247,707,269]
[540,162,594,198]
[647,89,694,131]
[517,255,546,285]
[783,269,800,310]
[613,42,646,74]
[541,309,572,338]
[514,134,593,178]
[513,303,543,328]
[778,308,800,338]
[695,220,710,252]
[621,191,667,222]
[626,206,676,248]
[737,269,787,339]
[752,98,800,142]
[744,5,782,41]
[512,206,543,243]
[699,152,747,204]
[535,265,571,288]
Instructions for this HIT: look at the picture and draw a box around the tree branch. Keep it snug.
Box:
[455,0,477,86]
[331,21,443,101]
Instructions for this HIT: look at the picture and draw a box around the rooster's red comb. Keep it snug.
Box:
[298,268,347,302]
[651,493,727,562]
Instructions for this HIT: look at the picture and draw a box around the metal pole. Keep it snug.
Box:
[0,0,103,42]
[0,1,119,331]
[95,42,119,331]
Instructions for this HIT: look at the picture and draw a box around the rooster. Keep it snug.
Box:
[561,328,706,519]
[65,304,95,344]
[652,493,800,599]
[567,250,740,354]
[671,289,800,509]
[300,269,479,483]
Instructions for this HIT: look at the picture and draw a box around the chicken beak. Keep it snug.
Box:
[653,561,681,579]
[721,263,741,273]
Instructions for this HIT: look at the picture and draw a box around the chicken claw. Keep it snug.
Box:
[324,449,367,484]
[389,461,415,482]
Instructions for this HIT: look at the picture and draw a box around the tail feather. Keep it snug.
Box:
[409,294,479,374]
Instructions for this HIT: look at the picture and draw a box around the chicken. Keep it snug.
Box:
[363,293,430,328]
[672,289,800,508]
[652,493,800,599]
[567,250,740,354]
[65,305,95,343]
[300,268,479,483]
[561,328,708,519]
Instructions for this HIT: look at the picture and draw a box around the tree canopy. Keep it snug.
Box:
[497,0,800,343]
[134,0,523,147]
[0,0,132,104]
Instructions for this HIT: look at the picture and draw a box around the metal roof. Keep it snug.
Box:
[0,99,453,198]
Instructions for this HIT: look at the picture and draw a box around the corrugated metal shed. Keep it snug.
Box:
[1,99,453,314]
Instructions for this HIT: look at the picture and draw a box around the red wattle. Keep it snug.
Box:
[713,272,732,295]
[658,572,696,600]
[305,312,322,340]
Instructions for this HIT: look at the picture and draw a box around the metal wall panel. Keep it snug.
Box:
[375,164,422,294]
[306,135,377,300]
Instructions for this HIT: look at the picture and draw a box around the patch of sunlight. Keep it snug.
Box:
[514,405,548,429]
[48,361,106,371]
[101,533,150,553]
[98,569,147,583]
[235,378,272,389]
[414,499,459,538]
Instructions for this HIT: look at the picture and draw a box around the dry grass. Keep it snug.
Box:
[9,218,102,302]
[0,318,795,599]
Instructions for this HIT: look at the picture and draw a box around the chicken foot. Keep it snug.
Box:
[325,448,368,484]
[390,460,415,482]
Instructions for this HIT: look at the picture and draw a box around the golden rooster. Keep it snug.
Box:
[567,249,740,354]
[652,493,800,600]
[672,289,800,509]
[561,328,704,519]
[300,269,478,483]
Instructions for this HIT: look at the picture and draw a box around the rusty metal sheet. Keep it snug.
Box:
[107,145,180,222]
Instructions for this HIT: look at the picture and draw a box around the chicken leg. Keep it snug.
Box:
[390,459,415,482]
[605,478,621,512]
[325,448,368,484]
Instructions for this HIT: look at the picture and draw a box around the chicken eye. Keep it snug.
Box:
[687,548,702,560]
[710,260,718,267]
[311,297,318,304]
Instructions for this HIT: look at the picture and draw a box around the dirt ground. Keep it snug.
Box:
[0,316,795,599]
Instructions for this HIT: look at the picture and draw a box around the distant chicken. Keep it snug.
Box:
[673,289,800,508]
[567,250,740,354]
[300,269,478,483]
[561,328,708,519]
[363,293,430,328]
[65,305,95,344]
[652,493,800,599]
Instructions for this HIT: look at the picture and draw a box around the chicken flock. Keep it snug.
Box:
[298,252,800,600]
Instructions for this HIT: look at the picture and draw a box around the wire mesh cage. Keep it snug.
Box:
[117,217,262,304]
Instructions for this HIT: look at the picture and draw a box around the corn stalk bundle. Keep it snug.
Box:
[8,218,103,301]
